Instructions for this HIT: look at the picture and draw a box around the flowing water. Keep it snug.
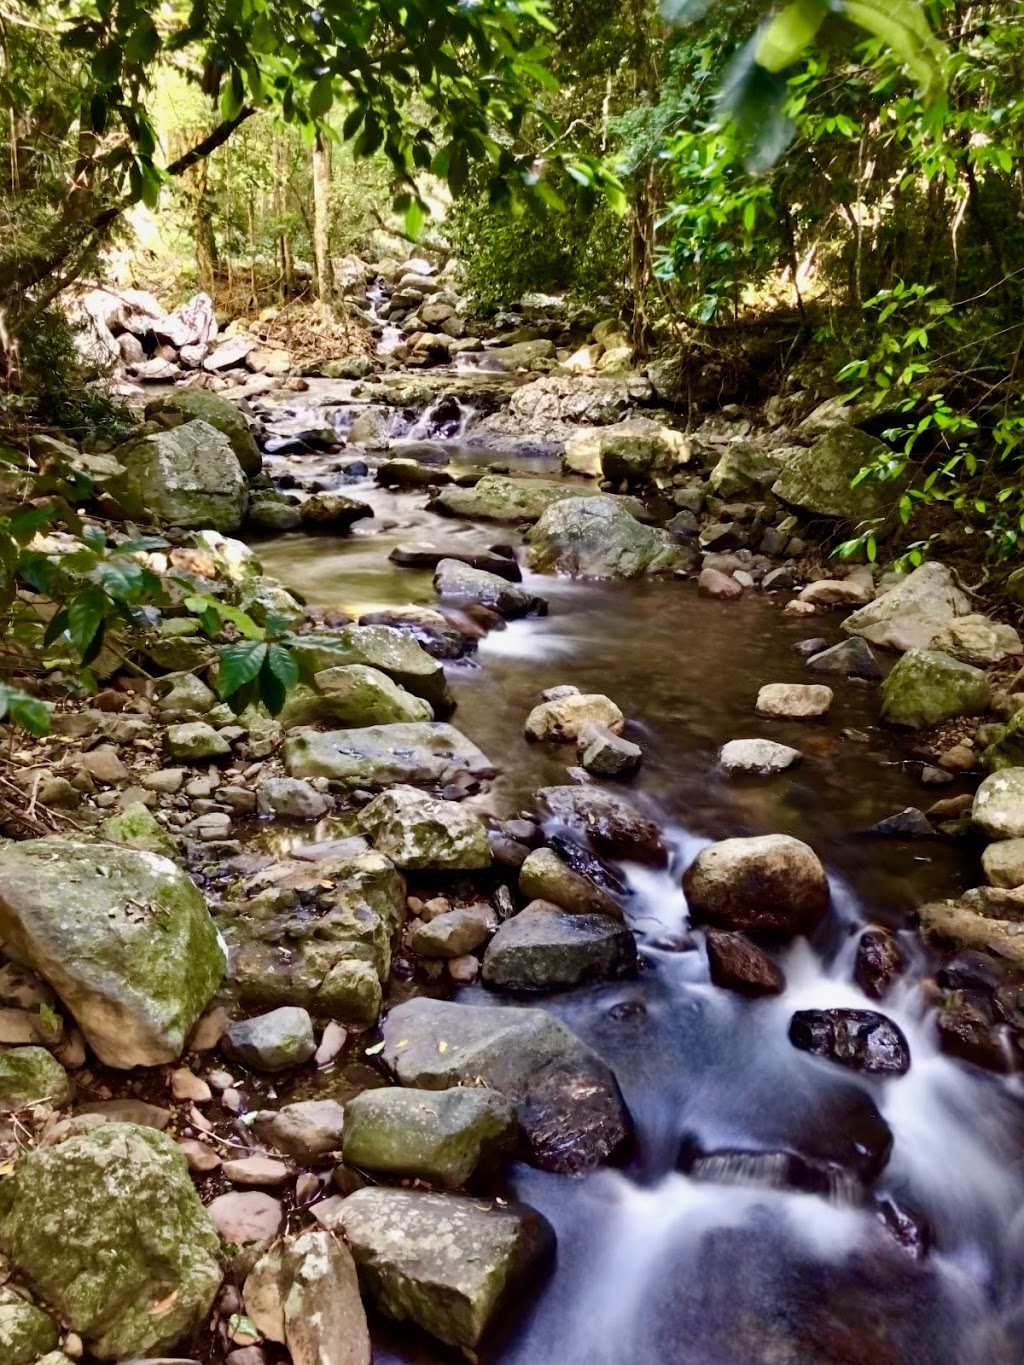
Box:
[254,386,1024,1365]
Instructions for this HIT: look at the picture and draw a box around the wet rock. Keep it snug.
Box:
[432,474,603,525]
[535,785,666,865]
[931,614,1023,667]
[0,1123,222,1359]
[935,992,1009,1072]
[705,931,785,996]
[698,567,743,600]
[280,666,433,730]
[299,492,374,532]
[482,910,636,992]
[283,722,493,789]
[223,1007,316,1071]
[390,541,521,580]
[525,693,624,743]
[378,458,451,490]
[974,768,1024,839]
[794,636,829,658]
[0,838,224,1068]
[562,418,691,484]
[381,998,630,1172]
[145,389,262,477]
[109,420,248,533]
[249,496,302,532]
[525,495,683,579]
[359,606,473,661]
[755,683,833,719]
[841,561,971,653]
[0,1047,71,1111]
[288,625,451,711]
[358,785,491,869]
[919,899,1024,974]
[718,738,802,776]
[244,1230,370,1365]
[433,558,545,618]
[772,426,894,521]
[518,848,622,918]
[789,1008,911,1074]
[865,807,933,838]
[252,1100,346,1158]
[683,834,829,937]
[854,928,904,999]
[578,725,642,776]
[256,776,332,821]
[982,838,1024,889]
[337,1188,554,1349]
[805,637,882,680]
[342,1087,517,1187]
[408,906,495,958]
[880,649,990,728]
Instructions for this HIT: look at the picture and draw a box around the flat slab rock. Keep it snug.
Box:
[335,1187,554,1349]
[380,997,631,1173]
[482,909,637,992]
[283,722,495,789]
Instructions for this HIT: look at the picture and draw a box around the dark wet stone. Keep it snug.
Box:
[789,1008,911,1075]
[875,1196,931,1259]
[489,833,531,869]
[705,930,785,996]
[536,786,667,866]
[865,807,934,838]
[937,951,1008,992]
[806,637,882,680]
[358,609,474,661]
[380,998,631,1173]
[794,637,829,658]
[433,558,546,619]
[389,541,523,581]
[936,991,1009,1072]
[854,928,904,1000]
[482,910,637,993]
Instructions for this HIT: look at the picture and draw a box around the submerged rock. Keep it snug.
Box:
[525,496,684,579]
[109,420,248,533]
[0,838,224,1068]
[358,784,491,869]
[0,1123,222,1360]
[381,998,631,1172]
[342,1087,518,1187]
[880,649,990,728]
[805,637,882,680]
[283,722,494,789]
[683,834,830,937]
[535,785,666,865]
[337,1188,554,1349]
[789,1008,911,1075]
[841,562,971,653]
[482,909,637,992]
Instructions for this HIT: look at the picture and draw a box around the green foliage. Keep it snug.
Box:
[7,312,134,442]
[182,595,299,715]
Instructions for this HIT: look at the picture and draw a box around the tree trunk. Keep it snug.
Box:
[193,156,218,294]
[312,131,335,312]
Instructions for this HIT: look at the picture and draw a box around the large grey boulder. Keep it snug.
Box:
[358,785,491,869]
[283,722,494,789]
[525,496,684,579]
[278,666,433,730]
[288,625,451,711]
[430,474,604,525]
[109,420,248,532]
[503,373,653,432]
[482,909,636,992]
[880,649,990,728]
[337,1188,553,1349]
[433,558,545,618]
[0,839,224,1068]
[145,389,262,477]
[772,426,894,521]
[342,1086,518,1187]
[561,417,691,484]
[0,1123,222,1360]
[707,439,796,499]
[381,998,630,1172]
[931,614,1023,667]
[841,562,971,652]
[684,834,830,937]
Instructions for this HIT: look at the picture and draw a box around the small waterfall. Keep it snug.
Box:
[366,278,403,357]
[405,394,477,441]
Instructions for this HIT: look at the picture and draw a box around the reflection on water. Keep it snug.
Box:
[252,469,1024,1365]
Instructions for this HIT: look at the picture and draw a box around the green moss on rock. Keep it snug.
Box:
[0,1047,71,1112]
[880,649,991,729]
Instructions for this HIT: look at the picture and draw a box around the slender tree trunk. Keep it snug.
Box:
[624,0,660,358]
[193,156,218,294]
[312,130,334,312]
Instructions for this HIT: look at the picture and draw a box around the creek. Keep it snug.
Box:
[253,378,1024,1364]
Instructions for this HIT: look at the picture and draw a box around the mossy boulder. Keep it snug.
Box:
[108,421,248,533]
[278,665,433,731]
[981,710,1024,771]
[342,1087,518,1187]
[0,1047,71,1112]
[772,426,896,521]
[288,625,451,711]
[0,1286,60,1365]
[562,418,690,484]
[283,723,493,789]
[0,1123,222,1360]
[0,839,225,1068]
[525,496,684,579]
[707,439,798,499]
[145,389,262,477]
[430,474,604,525]
[358,784,491,869]
[880,649,990,729]
[98,801,179,859]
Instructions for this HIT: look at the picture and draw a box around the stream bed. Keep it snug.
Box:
[251,390,1024,1365]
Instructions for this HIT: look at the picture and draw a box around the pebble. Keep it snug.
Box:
[314,1021,348,1067]
[170,1068,212,1102]
[179,1137,222,1173]
[208,1191,283,1250]
[222,1157,292,1188]
[698,567,742,600]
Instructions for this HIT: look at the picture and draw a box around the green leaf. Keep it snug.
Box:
[404,199,426,240]
[756,0,828,73]
[266,643,299,692]
[0,686,50,737]
[309,75,334,119]
[66,586,107,658]
[217,641,268,699]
